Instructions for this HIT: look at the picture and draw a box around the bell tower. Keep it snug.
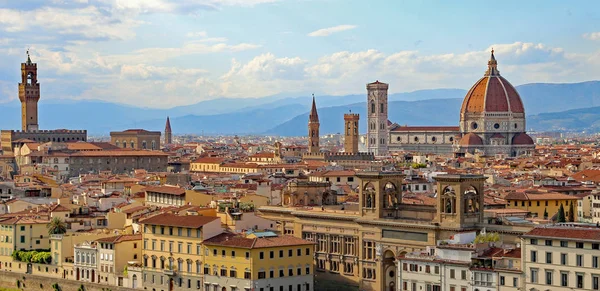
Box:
[19,51,40,131]
[308,95,320,154]
[357,172,404,219]
[433,174,486,229]
[344,112,360,154]
[164,116,172,145]
[367,81,389,156]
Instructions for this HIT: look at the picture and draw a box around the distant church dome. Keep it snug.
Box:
[459,133,483,146]
[512,132,534,145]
[460,50,525,114]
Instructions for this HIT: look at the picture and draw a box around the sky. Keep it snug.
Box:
[0,0,599,108]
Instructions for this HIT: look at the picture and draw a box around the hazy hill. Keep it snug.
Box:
[265,99,463,136]
[527,106,600,132]
[0,81,597,135]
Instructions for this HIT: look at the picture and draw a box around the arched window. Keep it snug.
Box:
[130,141,135,148]
[380,103,384,113]
[151,140,156,150]
[27,72,33,85]
[442,186,456,214]
[371,102,375,114]
[53,158,59,163]
[142,141,147,150]
[363,183,376,208]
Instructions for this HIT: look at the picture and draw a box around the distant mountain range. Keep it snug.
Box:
[0,81,598,135]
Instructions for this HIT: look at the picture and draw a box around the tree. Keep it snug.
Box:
[556,204,566,223]
[47,217,67,235]
[568,202,575,222]
[543,208,548,219]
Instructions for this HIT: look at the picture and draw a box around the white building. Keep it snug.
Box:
[74,241,98,283]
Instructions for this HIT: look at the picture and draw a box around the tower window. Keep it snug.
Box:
[370,102,375,114]
[494,123,500,129]
[514,123,518,129]
[27,73,33,85]
[471,122,478,130]
[380,103,384,113]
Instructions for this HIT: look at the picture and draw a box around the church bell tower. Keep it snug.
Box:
[308,95,320,153]
[367,81,389,156]
[19,51,40,131]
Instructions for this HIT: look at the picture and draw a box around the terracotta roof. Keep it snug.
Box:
[192,157,225,164]
[459,133,483,146]
[203,232,314,249]
[67,142,102,151]
[144,185,185,196]
[505,191,579,201]
[96,234,141,244]
[140,213,219,228]
[70,150,168,157]
[523,226,600,241]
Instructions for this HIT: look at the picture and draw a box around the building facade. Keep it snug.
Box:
[110,129,161,150]
[202,231,314,291]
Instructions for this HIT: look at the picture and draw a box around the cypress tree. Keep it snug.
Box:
[568,202,575,222]
[557,204,566,223]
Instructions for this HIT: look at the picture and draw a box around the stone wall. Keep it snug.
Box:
[0,271,135,291]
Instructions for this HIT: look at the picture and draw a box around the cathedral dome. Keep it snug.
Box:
[460,50,524,114]
[459,133,483,146]
[512,132,534,145]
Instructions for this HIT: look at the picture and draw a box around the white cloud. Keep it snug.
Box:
[308,25,357,37]
[583,32,600,41]
[0,6,140,40]
[186,31,208,38]
[120,64,207,80]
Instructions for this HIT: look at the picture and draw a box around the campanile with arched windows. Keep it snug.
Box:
[19,51,40,131]
[433,174,486,229]
[366,81,389,156]
[308,95,320,153]
[357,171,404,219]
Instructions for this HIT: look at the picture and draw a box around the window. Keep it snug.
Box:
[577,274,584,288]
[232,251,236,258]
[513,277,518,287]
[546,252,552,264]
[531,269,538,283]
[500,276,505,286]
[546,270,553,285]
[531,250,537,262]
[530,239,538,245]
[560,240,568,247]
[260,252,264,259]
[576,255,583,266]
[297,249,301,256]
[279,250,283,258]
[246,252,250,259]
[593,275,599,290]
[576,242,584,248]
[450,269,455,279]
[230,269,237,278]
[244,270,251,279]
[594,243,600,250]
[461,270,466,280]
[306,248,310,256]
[561,272,568,286]
[545,240,553,246]
[221,250,226,257]
[561,253,567,265]
[434,266,439,274]
[270,251,274,259]
[258,271,266,279]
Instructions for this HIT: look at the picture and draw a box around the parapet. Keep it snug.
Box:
[344,113,360,120]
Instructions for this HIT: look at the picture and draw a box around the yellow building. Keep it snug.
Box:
[202,231,314,291]
[96,234,142,286]
[505,190,580,219]
[140,212,222,291]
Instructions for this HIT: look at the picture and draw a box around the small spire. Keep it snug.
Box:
[165,116,172,132]
[309,94,319,122]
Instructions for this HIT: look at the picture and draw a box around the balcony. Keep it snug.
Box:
[163,268,176,276]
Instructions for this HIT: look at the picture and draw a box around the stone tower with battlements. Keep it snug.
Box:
[19,51,40,131]
[344,112,359,154]
[308,95,320,154]
[367,81,389,155]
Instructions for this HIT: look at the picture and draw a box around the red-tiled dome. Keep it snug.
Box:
[460,51,525,114]
[512,133,534,145]
[459,133,483,146]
